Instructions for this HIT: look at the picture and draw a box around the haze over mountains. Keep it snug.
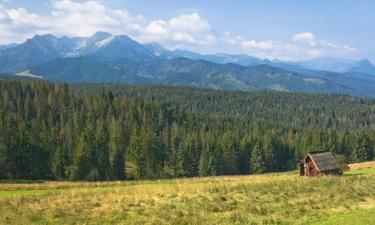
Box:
[1,32,375,97]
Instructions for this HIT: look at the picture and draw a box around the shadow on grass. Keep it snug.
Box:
[342,173,361,177]
[0,179,47,184]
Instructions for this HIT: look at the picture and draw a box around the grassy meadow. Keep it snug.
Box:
[0,163,375,225]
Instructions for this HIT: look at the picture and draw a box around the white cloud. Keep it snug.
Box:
[222,31,356,60]
[49,0,143,37]
[173,32,194,42]
[223,32,243,46]
[307,49,324,58]
[0,1,215,51]
[344,45,356,51]
[242,40,274,50]
[139,12,214,48]
[293,32,316,46]
[0,4,51,44]
[0,1,359,60]
[0,5,8,21]
[168,13,210,33]
[146,20,168,35]
[0,1,148,43]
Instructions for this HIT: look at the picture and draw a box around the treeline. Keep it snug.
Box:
[0,79,374,180]
[75,84,375,130]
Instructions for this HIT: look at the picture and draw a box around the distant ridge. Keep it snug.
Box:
[1,32,375,97]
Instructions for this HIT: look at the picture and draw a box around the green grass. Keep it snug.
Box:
[346,166,375,175]
[0,189,60,198]
[0,186,118,198]
[0,165,374,225]
[311,207,375,225]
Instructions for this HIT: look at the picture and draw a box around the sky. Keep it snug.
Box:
[0,0,374,62]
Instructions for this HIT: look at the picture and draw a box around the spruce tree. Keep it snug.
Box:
[251,141,266,173]
[353,131,373,162]
[71,130,94,180]
[178,133,201,177]
[109,119,126,180]
[239,136,253,174]
[221,132,240,175]
[129,130,147,179]
[95,121,110,180]
[199,133,223,176]
[53,146,67,179]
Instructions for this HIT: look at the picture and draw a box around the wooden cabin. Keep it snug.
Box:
[299,151,341,177]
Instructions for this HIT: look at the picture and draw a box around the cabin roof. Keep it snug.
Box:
[307,151,339,172]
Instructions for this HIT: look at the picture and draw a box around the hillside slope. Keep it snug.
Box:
[25,56,357,94]
[0,162,374,224]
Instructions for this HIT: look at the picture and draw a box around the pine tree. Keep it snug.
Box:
[167,122,180,176]
[199,133,223,176]
[178,133,201,177]
[263,135,276,172]
[239,135,253,174]
[353,131,373,162]
[251,141,265,173]
[95,121,110,180]
[221,132,240,175]
[109,119,126,180]
[129,130,147,179]
[53,146,67,179]
[339,130,352,159]
[71,130,95,180]
[327,129,338,153]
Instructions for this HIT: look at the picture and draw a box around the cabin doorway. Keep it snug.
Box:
[299,163,304,176]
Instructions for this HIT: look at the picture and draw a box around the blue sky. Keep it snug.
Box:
[0,0,374,62]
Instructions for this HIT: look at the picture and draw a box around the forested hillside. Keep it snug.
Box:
[0,79,375,180]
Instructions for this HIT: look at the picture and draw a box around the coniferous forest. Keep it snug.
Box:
[1,78,375,181]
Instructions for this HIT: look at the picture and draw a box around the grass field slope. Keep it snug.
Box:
[0,162,374,225]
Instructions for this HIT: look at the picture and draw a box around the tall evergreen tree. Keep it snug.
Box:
[53,146,68,179]
[221,132,240,175]
[239,135,253,174]
[129,130,147,179]
[71,130,95,180]
[353,131,373,162]
[263,135,277,172]
[95,121,110,180]
[251,141,266,173]
[109,118,126,180]
[199,133,223,176]
[177,133,201,177]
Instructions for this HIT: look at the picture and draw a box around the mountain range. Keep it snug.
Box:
[1,32,375,97]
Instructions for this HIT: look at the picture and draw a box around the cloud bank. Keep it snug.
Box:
[0,0,358,60]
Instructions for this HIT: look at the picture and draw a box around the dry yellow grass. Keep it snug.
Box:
[349,161,375,170]
[0,165,374,224]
